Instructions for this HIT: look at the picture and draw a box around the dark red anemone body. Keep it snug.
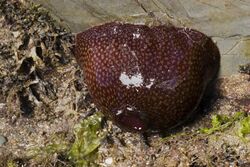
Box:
[75,22,220,132]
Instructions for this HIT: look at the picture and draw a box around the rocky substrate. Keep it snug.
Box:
[0,1,249,167]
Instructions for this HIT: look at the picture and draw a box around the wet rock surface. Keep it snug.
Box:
[32,0,250,76]
[0,0,249,166]
[0,135,7,146]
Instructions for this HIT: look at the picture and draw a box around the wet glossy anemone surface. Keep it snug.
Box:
[75,22,220,132]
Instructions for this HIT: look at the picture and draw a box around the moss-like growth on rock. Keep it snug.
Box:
[69,113,106,167]
[200,112,248,136]
[237,116,250,140]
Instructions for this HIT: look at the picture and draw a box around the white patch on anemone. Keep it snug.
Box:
[113,26,118,34]
[132,29,141,39]
[146,78,155,89]
[126,106,133,111]
[116,110,123,116]
[133,33,140,39]
[119,72,144,88]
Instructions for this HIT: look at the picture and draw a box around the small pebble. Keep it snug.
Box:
[0,135,7,146]
[12,31,21,38]
[104,157,113,166]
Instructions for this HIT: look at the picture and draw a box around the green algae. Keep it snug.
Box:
[7,161,17,167]
[68,113,106,167]
[27,134,70,165]
[237,116,250,140]
[200,112,247,136]
[26,113,106,166]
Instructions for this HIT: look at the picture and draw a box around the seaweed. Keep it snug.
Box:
[200,112,247,135]
[68,113,106,167]
[27,134,70,166]
[237,116,250,140]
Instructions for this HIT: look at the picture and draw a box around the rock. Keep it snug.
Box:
[0,135,7,146]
